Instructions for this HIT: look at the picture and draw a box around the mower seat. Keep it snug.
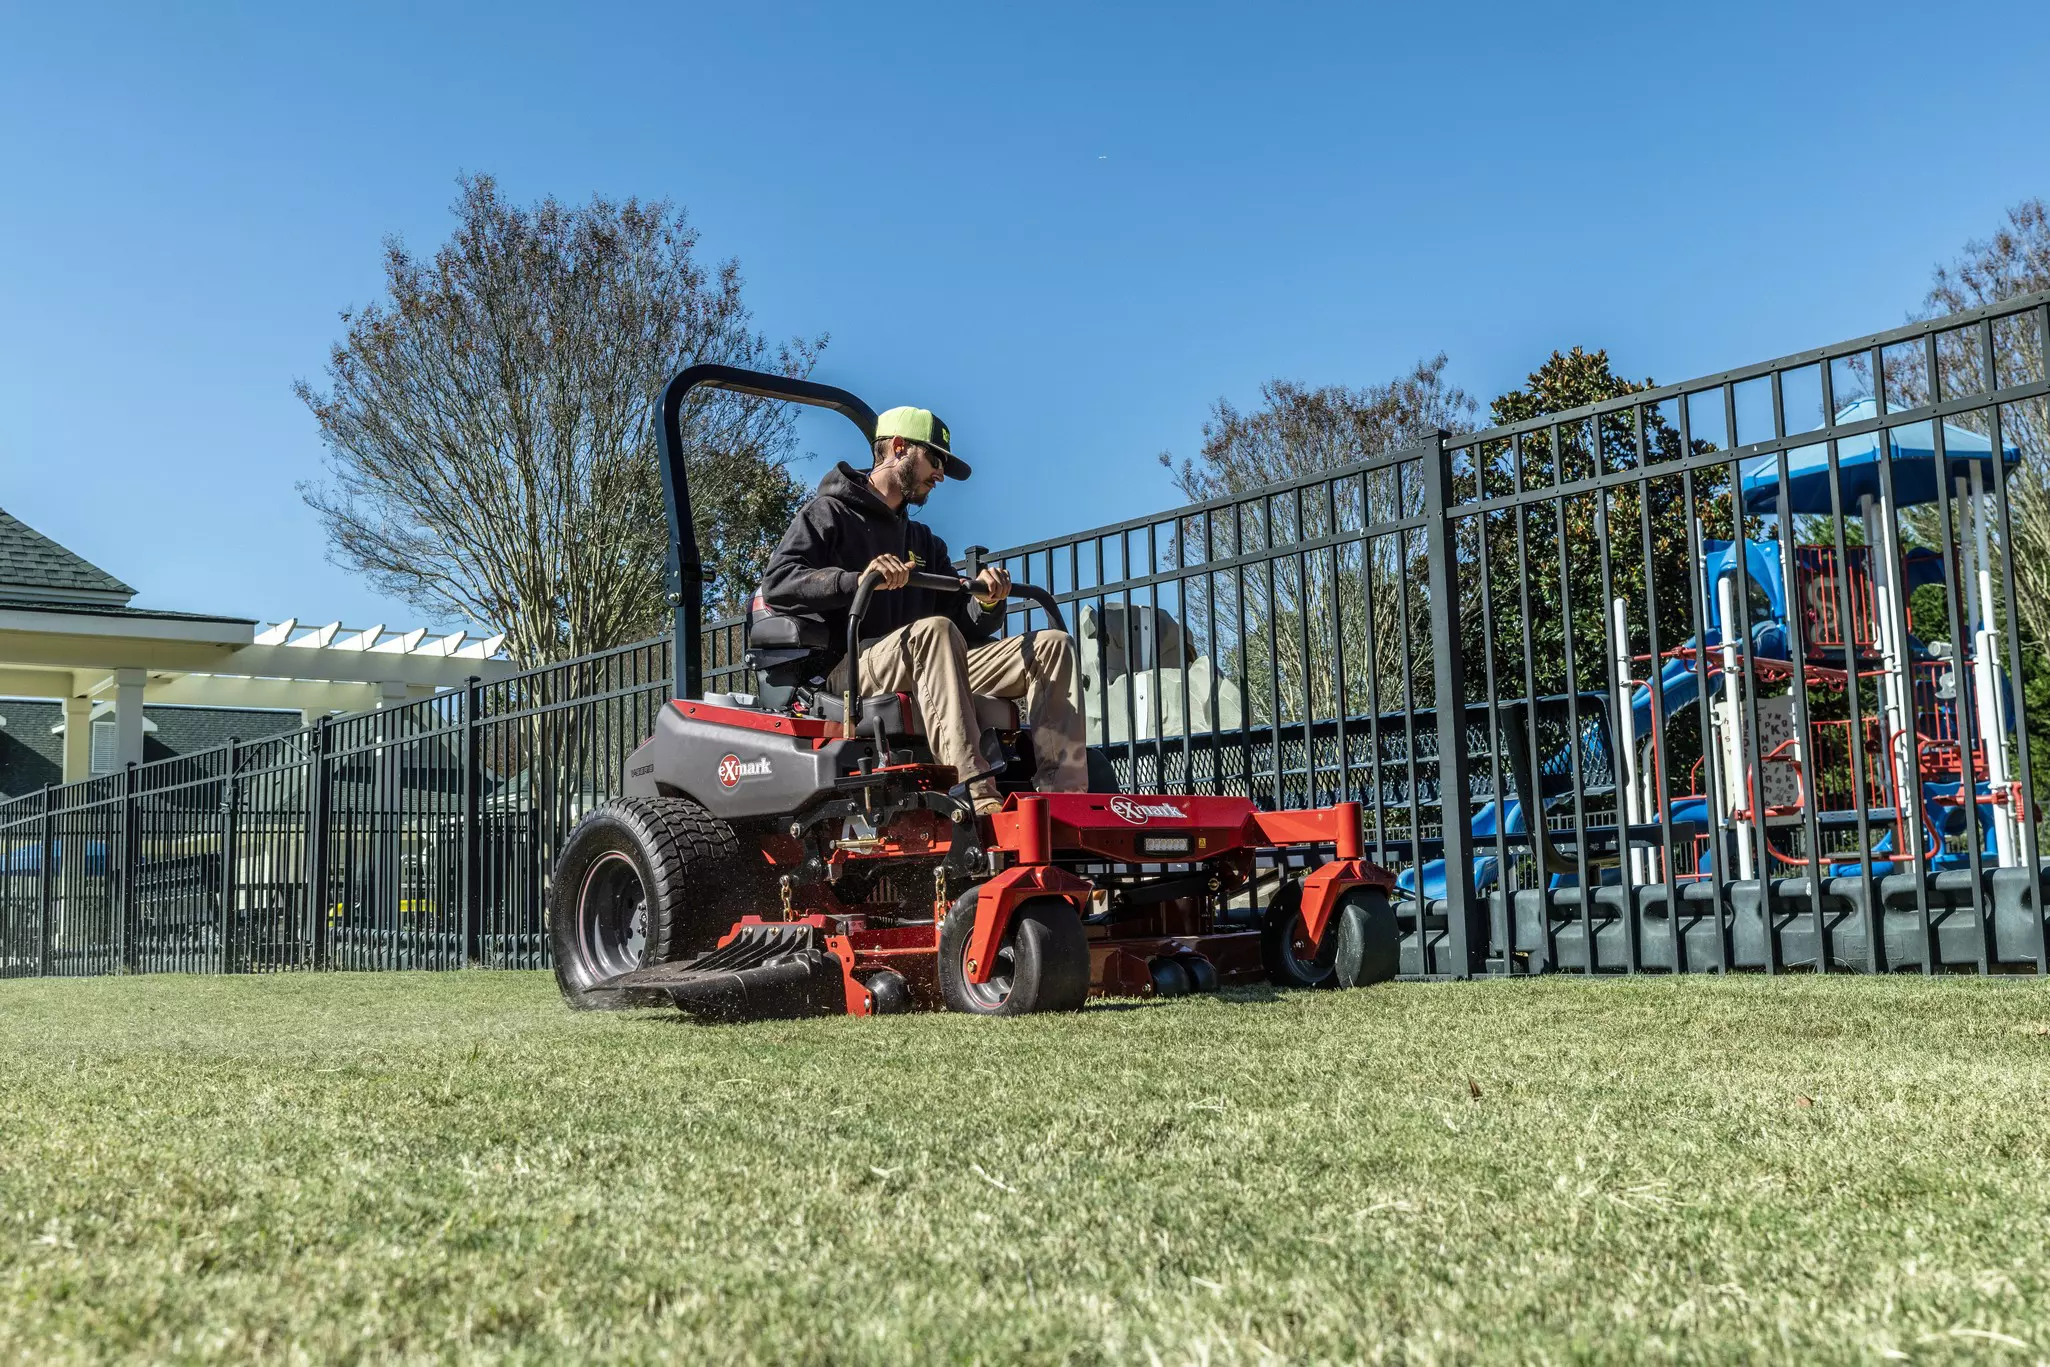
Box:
[809,690,1020,738]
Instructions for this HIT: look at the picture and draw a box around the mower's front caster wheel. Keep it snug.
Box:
[1148,957,1191,998]
[938,889,1090,1016]
[549,796,759,1011]
[1260,883,1336,989]
[1330,888,1400,989]
[858,968,916,1015]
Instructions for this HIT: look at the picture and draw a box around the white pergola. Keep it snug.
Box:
[1,604,516,783]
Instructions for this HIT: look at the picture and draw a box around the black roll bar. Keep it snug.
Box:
[655,364,879,698]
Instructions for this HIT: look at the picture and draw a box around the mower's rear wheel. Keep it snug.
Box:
[938,890,1090,1016]
[1260,882,1336,989]
[549,796,763,1010]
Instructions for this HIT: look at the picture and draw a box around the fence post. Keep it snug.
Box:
[1422,431,1483,977]
[219,738,241,974]
[461,675,482,967]
[118,762,138,973]
[307,717,332,970]
[37,784,55,977]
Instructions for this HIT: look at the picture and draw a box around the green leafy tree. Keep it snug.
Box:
[1465,348,1729,707]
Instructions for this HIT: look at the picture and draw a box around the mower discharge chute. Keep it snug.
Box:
[549,364,1400,1020]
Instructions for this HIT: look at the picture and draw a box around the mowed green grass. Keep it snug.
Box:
[4,973,2050,1365]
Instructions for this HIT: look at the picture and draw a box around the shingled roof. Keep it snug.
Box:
[0,506,136,606]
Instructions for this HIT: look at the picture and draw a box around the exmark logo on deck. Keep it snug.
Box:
[716,754,772,788]
[1108,796,1188,825]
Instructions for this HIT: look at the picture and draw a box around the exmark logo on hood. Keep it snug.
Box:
[716,754,773,788]
[1108,796,1188,825]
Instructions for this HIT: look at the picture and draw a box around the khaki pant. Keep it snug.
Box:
[832,618,1089,799]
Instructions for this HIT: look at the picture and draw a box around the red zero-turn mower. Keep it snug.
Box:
[549,365,1400,1019]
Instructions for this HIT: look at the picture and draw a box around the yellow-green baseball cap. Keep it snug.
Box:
[873,406,971,480]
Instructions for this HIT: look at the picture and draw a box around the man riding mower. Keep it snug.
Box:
[548,364,1400,1020]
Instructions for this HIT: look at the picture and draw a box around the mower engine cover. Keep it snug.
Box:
[622,700,858,819]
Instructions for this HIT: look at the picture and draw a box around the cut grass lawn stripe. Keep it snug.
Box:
[2,972,2049,1363]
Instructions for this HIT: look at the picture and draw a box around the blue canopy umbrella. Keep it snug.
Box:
[1739,398,2021,514]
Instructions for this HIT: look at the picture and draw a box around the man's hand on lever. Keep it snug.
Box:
[865,553,912,590]
[972,566,1011,607]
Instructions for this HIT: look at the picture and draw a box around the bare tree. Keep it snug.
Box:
[1901,199,2050,650]
[1155,358,1477,726]
[1160,356,1477,503]
[298,175,824,666]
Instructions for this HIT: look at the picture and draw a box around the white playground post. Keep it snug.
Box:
[1965,465,2018,866]
[1611,596,1649,886]
[1861,493,1917,843]
[1717,573,1755,881]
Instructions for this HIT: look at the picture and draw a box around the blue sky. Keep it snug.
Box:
[3,0,2047,633]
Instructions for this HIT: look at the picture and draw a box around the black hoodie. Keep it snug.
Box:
[759,462,1001,662]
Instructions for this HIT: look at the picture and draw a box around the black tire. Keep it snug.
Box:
[1260,882,1337,989]
[1086,749,1122,795]
[857,968,916,1015]
[1331,887,1401,989]
[1148,957,1192,998]
[549,796,768,1011]
[938,889,1091,1015]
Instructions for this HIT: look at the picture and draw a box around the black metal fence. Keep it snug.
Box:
[1,640,670,978]
[6,291,2047,979]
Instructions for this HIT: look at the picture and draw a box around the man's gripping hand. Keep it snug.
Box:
[972,566,1011,606]
[864,554,913,590]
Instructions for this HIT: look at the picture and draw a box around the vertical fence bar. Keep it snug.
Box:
[307,717,332,970]
[1510,433,1554,971]
[1920,349,1992,971]
[1817,358,1884,970]
[1870,349,1938,970]
[1551,425,1595,971]
[1986,308,2044,970]
[37,785,54,977]
[1591,424,1638,974]
[1423,432,1480,976]
[1633,405,1683,972]
[1722,383,1778,974]
[218,738,240,974]
[1768,368,1829,971]
[462,676,482,967]
[118,762,137,973]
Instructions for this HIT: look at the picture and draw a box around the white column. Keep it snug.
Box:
[1611,597,1646,886]
[61,695,91,784]
[1862,496,1913,825]
[1967,464,2018,865]
[113,668,147,770]
[1718,575,1755,882]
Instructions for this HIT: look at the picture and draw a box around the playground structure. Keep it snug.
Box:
[1598,403,2021,883]
[1594,401,2027,887]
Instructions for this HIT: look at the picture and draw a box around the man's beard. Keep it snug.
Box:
[906,483,936,508]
